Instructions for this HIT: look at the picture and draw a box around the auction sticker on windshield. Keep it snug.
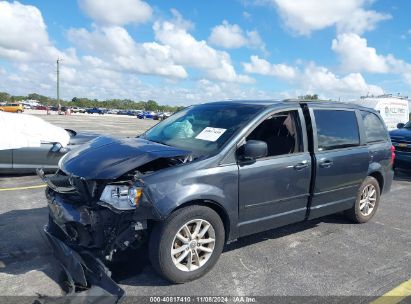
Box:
[195,127,226,142]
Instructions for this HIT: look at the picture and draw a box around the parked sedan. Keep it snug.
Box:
[0,112,98,174]
[86,107,107,115]
[137,111,155,119]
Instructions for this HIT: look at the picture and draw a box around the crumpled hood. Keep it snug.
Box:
[389,128,411,141]
[60,136,191,179]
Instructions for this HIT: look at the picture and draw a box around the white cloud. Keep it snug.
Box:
[0,1,78,64]
[336,8,391,34]
[301,62,383,96]
[332,33,411,85]
[331,33,389,73]
[243,11,252,20]
[153,15,254,83]
[243,56,384,98]
[208,20,265,51]
[68,26,187,79]
[243,55,297,80]
[0,61,268,105]
[67,11,253,83]
[78,0,152,26]
[0,2,398,105]
[271,0,390,35]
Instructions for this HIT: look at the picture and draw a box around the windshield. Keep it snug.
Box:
[143,103,263,155]
[404,121,411,129]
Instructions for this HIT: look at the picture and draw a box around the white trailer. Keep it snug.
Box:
[351,95,410,130]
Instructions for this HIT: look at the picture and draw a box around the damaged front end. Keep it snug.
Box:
[38,136,193,302]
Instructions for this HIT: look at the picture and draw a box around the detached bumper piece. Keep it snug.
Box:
[44,226,125,303]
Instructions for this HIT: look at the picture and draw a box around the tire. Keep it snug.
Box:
[17,110,22,113]
[149,205,225,283]
[345,176,380,223]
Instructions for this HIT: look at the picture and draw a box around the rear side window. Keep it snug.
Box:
[314,110,360,151]
[360,111,388,143]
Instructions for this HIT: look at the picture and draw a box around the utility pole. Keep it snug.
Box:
[56,58,60,104]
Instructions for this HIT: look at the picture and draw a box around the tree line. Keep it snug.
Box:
[0,92,185,112]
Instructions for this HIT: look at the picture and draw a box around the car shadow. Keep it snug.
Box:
[223,213,349,253]
[0,205,353,290]
[117,213,350,287]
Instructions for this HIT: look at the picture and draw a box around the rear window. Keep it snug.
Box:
[314,109,360,151]
[360,111,388,143]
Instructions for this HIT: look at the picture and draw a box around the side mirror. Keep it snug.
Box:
[397,123,405,129]
[239,140,268,161]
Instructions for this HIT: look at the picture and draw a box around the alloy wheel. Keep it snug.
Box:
[171,219,216,272]
[359,184,377,216]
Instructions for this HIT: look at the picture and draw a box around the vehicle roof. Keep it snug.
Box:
[204,100,378,112]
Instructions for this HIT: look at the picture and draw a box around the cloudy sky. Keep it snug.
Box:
[0,0,410,105]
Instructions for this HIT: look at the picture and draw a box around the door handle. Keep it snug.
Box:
[319,159,333,168]
[294,160,309,170]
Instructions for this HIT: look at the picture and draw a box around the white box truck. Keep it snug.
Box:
[352,95,410,130]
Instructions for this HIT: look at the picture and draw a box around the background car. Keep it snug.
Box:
[0,112,98,174]
[49,105,68,114]
[86,107,107,115]
[137,111,155,119]
[390,121,411,172]
[117,109,129,115]
[153,112,172,120]
[70,107,84,113]
[34,105,48,111]
[117,109,135,115]
[0,103,24,113]
[106,109,119,114]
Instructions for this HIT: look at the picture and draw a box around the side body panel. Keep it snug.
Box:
[0,150,12,169]
[367,141,394,194]
[142,158,240,241]
[12,143,63,170]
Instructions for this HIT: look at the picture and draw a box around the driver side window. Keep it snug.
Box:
[246,110,302,157]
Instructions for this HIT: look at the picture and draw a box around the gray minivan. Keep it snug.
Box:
[39,100,394,298]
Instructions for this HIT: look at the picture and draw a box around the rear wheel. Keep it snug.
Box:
[149,205,225,283]
[17,110,22,113]
[345,176,380,223]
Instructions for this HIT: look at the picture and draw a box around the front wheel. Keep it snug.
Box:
[149,205,225,283]
[345,176,380,223]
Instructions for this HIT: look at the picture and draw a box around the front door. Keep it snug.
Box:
[238,109,311,236]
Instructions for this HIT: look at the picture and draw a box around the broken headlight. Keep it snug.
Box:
[99,185,142,210]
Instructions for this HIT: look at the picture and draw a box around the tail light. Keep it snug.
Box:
[390,145,395,165]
